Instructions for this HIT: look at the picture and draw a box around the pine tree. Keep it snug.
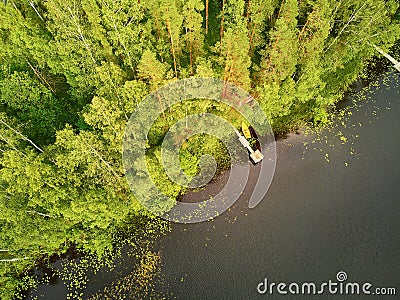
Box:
[137,50,169,89]
[182,0,205,74]
[217,0,252,89]
[157,0,184,76]
[246,0,277,54]
[258,0,299,83]
[293,0,331,107]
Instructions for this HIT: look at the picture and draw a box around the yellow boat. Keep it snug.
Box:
[241,122,251,139]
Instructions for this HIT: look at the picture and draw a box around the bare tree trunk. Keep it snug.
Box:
[26,61,56,95]
[86,143,120,179]
[156,92,166,120]
[0,133,26,156]
[166,19,178,77]
[29,2,44,21]
[220,0,225,42]
[67,6,97,64]
[0,257,30,262]
[325,3,366,52]
[27,210,52,218]
[246,0,251,19]
[205,0,209,34]
[0,119,43,153]
[372,44,400,72]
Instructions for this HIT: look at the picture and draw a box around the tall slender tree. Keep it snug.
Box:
[217,0,252,89]
[182,0,205,74]
[258,0,299,83]
[157,0,184,76]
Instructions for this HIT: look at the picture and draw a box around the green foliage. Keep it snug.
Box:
[137,50,169,89]
[182,0,205,73]
[0,71,69,144]
[0,0,399,298]
[259,0,299,82]
[246,0,278,55]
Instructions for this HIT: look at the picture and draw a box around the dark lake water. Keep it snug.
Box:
[157,71,400,299]
[28,71,400,299]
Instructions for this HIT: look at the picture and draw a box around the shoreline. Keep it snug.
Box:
[22,59,395,299]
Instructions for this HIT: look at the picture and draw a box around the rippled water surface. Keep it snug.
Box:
[158,72,400,299]
[28,71,400,299]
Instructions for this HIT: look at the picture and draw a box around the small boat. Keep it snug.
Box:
[234,126,264,164]
[241,122,251,139]
[248,125,261,151]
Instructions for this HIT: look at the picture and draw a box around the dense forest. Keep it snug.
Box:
[0,0,399,298]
